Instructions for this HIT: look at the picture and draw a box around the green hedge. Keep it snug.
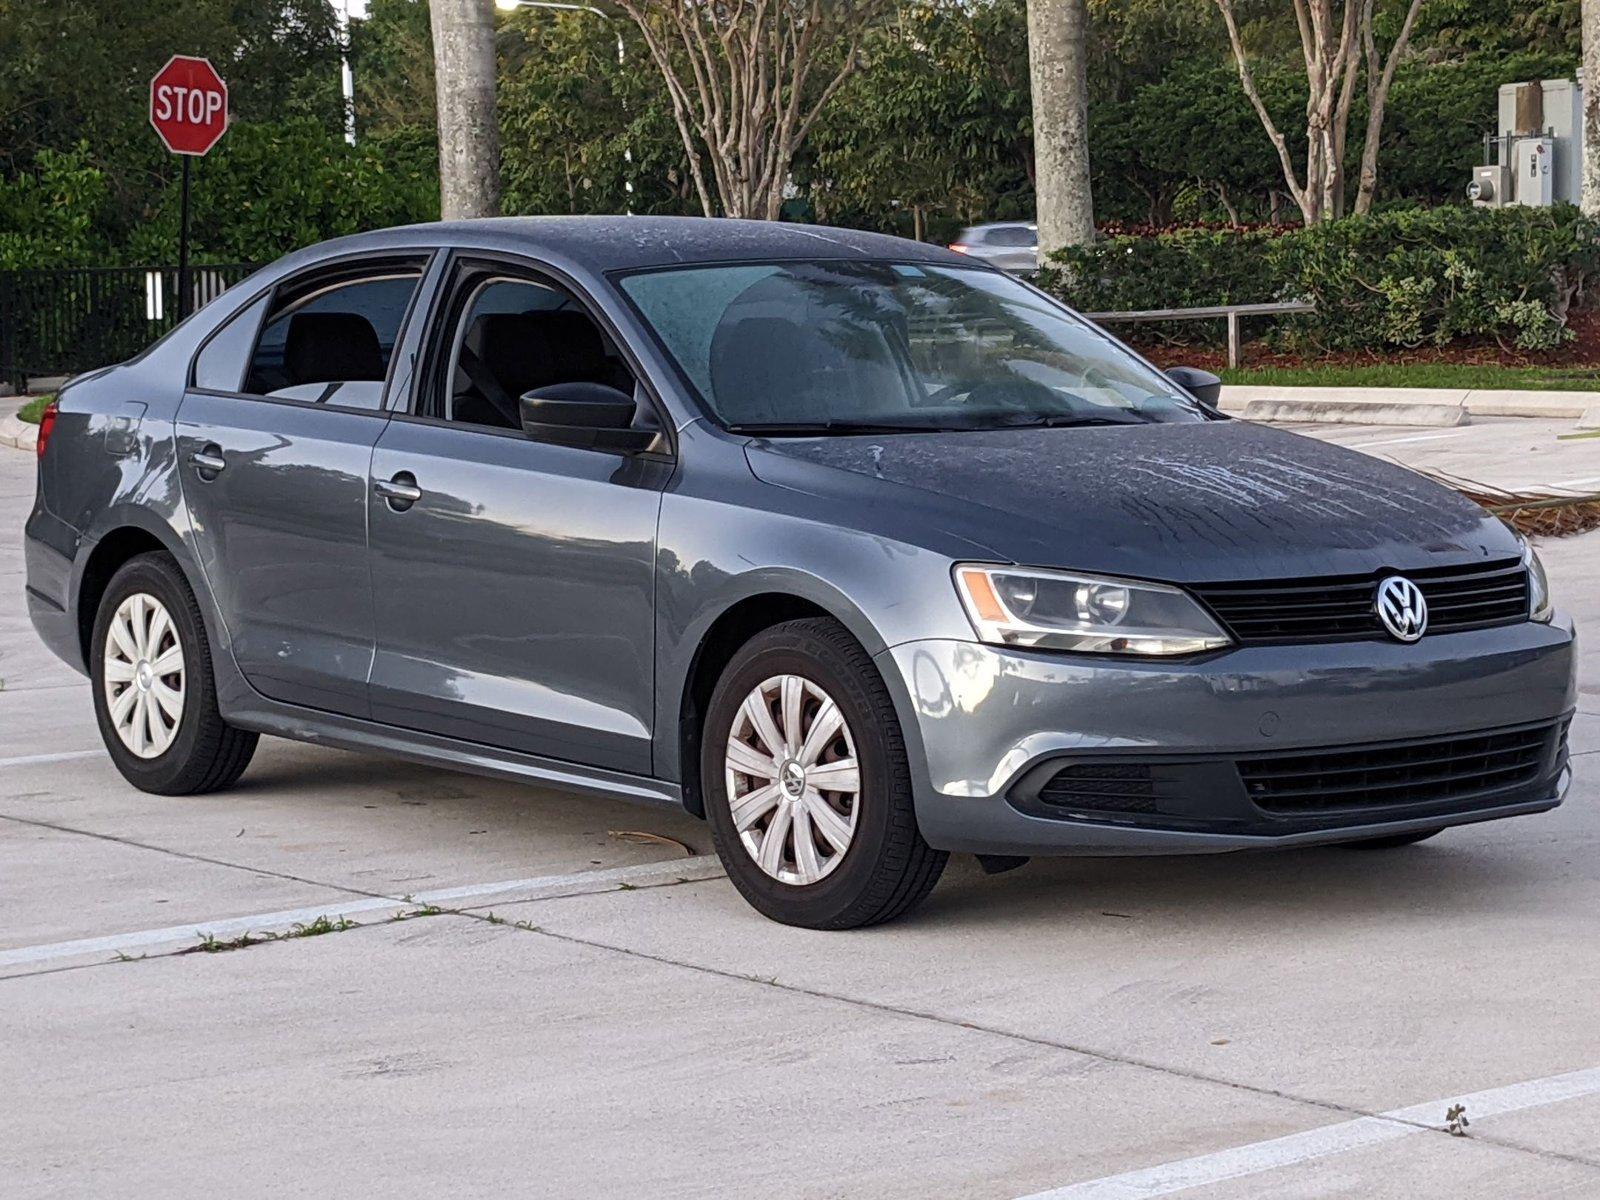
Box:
[1039,206,1600,353]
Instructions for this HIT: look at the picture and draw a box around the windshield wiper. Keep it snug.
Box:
[726,420,963,436]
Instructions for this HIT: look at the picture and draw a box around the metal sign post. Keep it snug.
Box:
[149,55,229,319]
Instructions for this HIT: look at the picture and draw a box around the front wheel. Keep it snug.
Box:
[702,618,947,929]
[91,552,258,795]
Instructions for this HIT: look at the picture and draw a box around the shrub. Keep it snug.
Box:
[0,145,110,270]
[1039,205,1600,353]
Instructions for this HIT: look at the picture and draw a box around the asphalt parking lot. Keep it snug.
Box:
[3,418,1599,1199]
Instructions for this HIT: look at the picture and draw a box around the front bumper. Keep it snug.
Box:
[877,617,1576,855]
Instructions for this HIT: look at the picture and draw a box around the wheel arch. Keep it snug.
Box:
[74,509,217,672]
[668,571,897,819]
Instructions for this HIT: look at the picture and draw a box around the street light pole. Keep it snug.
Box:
[337,0,357,146]
[495,0,634,212]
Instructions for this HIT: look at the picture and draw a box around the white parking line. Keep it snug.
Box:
[0,855,725,970]
[1348,431,1470,449]
[0,749,103,769]
[1504,474,1600,493]
[1016,1066,1600,1199]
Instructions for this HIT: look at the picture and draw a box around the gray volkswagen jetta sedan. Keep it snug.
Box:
[25,217,1575,928]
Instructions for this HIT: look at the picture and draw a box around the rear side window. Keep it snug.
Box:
[192,293,269,392]
[241,269,422,410]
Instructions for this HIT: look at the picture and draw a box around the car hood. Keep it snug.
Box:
[744,419,1521,582]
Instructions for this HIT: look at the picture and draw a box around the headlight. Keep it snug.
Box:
[1525,541,1553,622]
[953,563,1232,655]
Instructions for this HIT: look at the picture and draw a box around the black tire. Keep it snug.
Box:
[701,617,947,929]
[1336,828,1446,849]
[90,552,258,795]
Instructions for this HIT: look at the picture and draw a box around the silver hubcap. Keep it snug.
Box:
[103,592,186,759]
[724,674,860,886]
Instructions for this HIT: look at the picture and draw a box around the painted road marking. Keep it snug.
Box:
[1349,431,1470,449]
[0,855,726,969]
[1505,474,1600,493]
[1016,1066,1600,1199]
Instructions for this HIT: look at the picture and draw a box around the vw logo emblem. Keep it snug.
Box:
[1375,575,1428,642]
[780,760,807,798]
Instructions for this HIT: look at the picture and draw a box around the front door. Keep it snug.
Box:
[176,258,427,715]
[366,260,670,774]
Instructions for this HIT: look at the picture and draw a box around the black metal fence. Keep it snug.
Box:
[0,263,259,390]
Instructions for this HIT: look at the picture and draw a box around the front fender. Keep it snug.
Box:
[652,467,968,787]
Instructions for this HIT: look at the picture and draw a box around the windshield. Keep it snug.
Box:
[617,260,1206,433]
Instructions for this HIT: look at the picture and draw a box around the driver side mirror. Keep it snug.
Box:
[519,382,658,453]
[1165,366,1223,408]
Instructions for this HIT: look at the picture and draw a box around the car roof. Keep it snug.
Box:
[294,215,972,275]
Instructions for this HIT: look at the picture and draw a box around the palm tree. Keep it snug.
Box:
[1027,0,1095,253]
[430,0,501,219]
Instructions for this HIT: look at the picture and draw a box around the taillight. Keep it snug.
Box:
[35,399,58,461]
[948,243,970,254]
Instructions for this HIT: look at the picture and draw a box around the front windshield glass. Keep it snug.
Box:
[618,260,1206,433]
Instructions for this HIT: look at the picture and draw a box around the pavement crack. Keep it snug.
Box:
[9,811,1598,1178]
[0,811,404,903]
[479,915,1600,1179]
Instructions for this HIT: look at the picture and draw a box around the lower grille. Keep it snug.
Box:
[1238,723,1558,814]
[1036,762,1158,814]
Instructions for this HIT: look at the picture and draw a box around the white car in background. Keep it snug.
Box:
[949,222,1039,273]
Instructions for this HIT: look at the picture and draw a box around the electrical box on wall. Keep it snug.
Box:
[1472,79,1583,206]
[1468,164,1510,207]
[1513,137,1555,206]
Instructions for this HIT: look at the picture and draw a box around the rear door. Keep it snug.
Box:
[366,255,670,773]
[176,255,433,715]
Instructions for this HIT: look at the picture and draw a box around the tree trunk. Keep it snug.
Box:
[1585,0,1600,215]
[1354,0,1425,215]
[1028,0,1095,254]
[430,0,500,220]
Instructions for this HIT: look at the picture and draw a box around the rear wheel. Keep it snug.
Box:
[702,618,947,929]
[91,553,258,795]
[1336,828,1445,849]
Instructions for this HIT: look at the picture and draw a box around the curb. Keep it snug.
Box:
[1218,385,1594,422]
[0,413,38,453]
[1239,398,1471,428]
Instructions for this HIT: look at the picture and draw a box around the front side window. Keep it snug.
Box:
[431,273,637,430]
[242,270,422,410]
[618,261,1203,433]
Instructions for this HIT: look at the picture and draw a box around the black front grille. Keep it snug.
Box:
[1036,762,1158,813]
[1193,559,1528,645]
[1238,722,1558,815]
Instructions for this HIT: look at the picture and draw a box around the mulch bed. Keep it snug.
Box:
[1127,311,1600,374]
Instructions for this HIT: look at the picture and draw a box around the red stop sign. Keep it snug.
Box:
[149,55,229,156]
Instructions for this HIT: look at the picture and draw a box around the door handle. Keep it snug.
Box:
[188,445,226,476]
[374,472,423,510]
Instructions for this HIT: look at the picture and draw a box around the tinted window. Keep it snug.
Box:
[243,273,420,410]
[192,293,269,392]
[438,275,636,430]
[985,226,1037,248]
[621,261,1202,432]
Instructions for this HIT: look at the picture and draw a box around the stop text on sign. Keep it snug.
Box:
[148,55,229,157]
[153,85,223,127]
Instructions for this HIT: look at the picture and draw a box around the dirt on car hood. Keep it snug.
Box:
[744,418,1520,582]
